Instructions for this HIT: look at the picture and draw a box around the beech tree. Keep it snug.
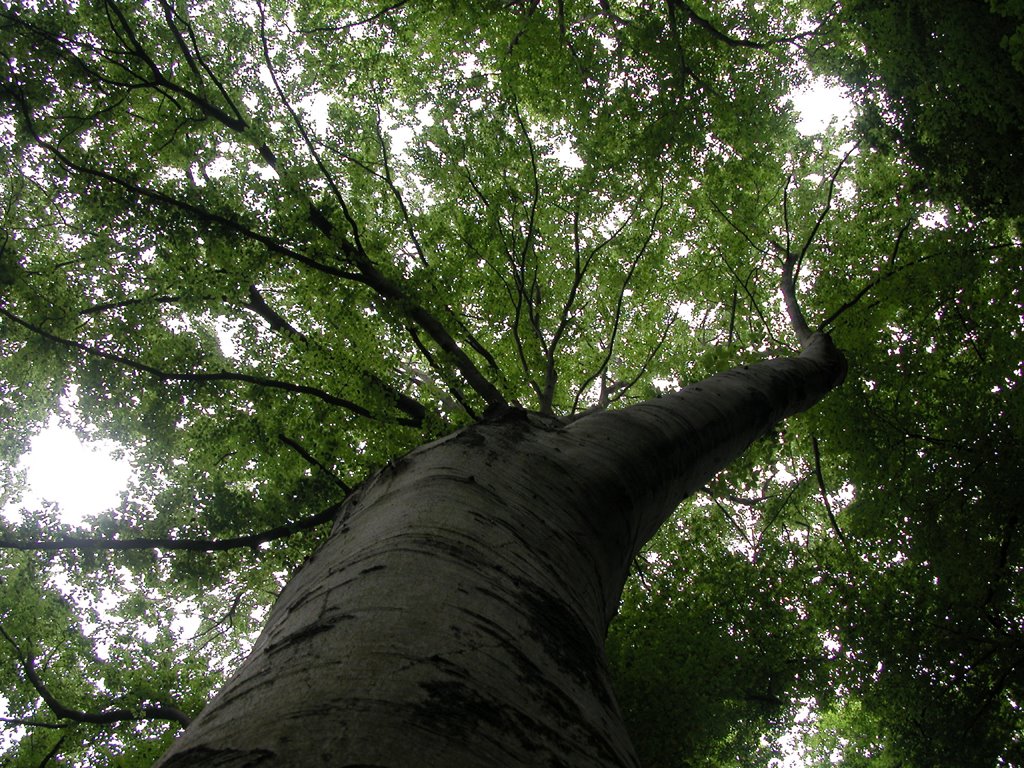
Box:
[0,0,1021,766]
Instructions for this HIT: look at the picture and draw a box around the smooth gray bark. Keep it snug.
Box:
[155,334,845,768]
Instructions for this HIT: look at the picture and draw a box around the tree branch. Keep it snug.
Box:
[0,716,66,729]
[818,217,923,332]
[347,254,508,411]
[710,496,753,547]
[243,284,308,341]
[667,0,818,49]
[238,288,429,425]
[780,252,814,346]
[9,1,504,417]
[278,434,351,493]
[811,436,849,552]
[0,502,343,554]
[407,326,478,419]
[39,734,66,767]
[257,0,359,236]
[296,0,409,34]
[79,294,181,316]
[573,191,667,409]
[370,106,430,269]
[0,302,426,425]
[102,0,247,131]
[0,625,191,729]
[6,84,360,286]
[781,145,858,346]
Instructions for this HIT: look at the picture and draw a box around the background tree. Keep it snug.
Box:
[810,0,1024,215]
[0,0,1021,766]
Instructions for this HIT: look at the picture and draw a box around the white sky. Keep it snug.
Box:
[4,417,133,525]
[791,80,852,134]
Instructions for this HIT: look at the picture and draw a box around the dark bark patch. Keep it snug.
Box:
[453,427,486,448]
[416,679,509,733]
[265,619,335,654]
[158,747,277,767]
[521,590,612,707]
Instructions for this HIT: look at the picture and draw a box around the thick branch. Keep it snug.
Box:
[780,250,814,346]
[0,302,425,425]
[103,0,247,131]
[0,502,342,554]
[569,332,847,578]
[781,145,858,346]
[257,1,357,232]
[0,625,191,729]
[243,284,307,341]
[348,253,507,411]
[668,0,817,49]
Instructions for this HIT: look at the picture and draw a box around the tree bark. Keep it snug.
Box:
[155,335,845,768]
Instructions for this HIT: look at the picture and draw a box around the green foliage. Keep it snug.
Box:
[0,0,1022,764]
[810,0,1024,216]
[608,507,831,768]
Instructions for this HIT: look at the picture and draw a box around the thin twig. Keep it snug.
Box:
[811,436,850,552]
[278,434,352,492]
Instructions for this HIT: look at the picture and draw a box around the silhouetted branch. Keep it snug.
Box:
[243,284,308,341]
[710,497,753,547]
[798,144,859,266]
[79,294,180,316]
[7,85,359,284]
[668,0,822,49]
[0,716,66,729]
[0,625,191,729]
[0,502,343,554]
[819,219,929,332]
[38,734,66,767]
[296,0,409,33]
[279,434,352,492]
[97,0,240,131]
[606,310,678,404]
[811,436,850,552]
[9,0,504,416]
[781,144,858,346]
[257,0,357,235]
[355,256,508,411]
[408,326,478,420]
[755,474,812,548]
[0,302,426,424]
[370,106,430,269]
[573,190,668,411]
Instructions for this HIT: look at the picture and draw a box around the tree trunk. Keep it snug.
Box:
[155,335,846,768]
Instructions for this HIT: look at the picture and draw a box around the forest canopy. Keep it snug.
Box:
[1,0,1022,765]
